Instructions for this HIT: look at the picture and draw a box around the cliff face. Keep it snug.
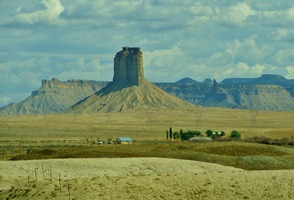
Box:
[113,47,144,86]
[29,78,106,96]
[154,82,211,104]
[41,78,102,90]
[199,84,294,110]
[0,79,108,116]
[153,75,294,111]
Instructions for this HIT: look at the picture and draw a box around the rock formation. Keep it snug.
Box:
[2,45,294,116]
[200,84,294,110]
[66,47,194,113]
[155,76,294,111]
[0,79,108,116]
[113,47,144,86]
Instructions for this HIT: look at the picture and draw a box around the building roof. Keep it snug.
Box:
[117,137,133,141]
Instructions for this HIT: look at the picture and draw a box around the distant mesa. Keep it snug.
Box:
[155,74,294,111]
[0,79,108,116]
[221,74,294,86]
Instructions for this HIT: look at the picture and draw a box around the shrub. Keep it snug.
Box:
[230,130,241,139]
[206,130,225,139]
[181,130,201,141]
[245,136,294,146]
[173,132,180,140]
[205,130,212,138]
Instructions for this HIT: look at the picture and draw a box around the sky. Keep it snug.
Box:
[1,0,294,107]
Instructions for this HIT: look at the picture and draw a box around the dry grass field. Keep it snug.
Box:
[1,107,294,140]
[0,107,294,159]
[0,107,294,199]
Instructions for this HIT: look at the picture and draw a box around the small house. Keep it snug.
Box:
[116,137,133,144]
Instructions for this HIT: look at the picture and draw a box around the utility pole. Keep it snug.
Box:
[195,107,203,128]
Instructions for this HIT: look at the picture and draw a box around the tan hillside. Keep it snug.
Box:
[67,80,195,113]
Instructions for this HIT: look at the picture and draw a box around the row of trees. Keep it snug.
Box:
[166,128,241,141]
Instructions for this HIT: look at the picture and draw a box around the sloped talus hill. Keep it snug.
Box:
[0,78,108,116]
[66,80,195,113]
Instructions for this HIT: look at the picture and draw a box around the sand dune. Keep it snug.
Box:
[0,158,293,199]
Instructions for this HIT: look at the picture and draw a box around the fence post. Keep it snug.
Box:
[68,184,71,200]
[34,168,38,182]
[50,166,52,183]
[42,164,45,180]
[59,173,61,192]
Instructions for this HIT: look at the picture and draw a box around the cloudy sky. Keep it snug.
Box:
[1,0,294,107]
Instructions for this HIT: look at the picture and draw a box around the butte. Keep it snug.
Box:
[67,47,195,113]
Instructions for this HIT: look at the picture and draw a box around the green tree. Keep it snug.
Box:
[230,130,241,139]
[169,127,173,140]
[195,130,202,137]
[173,132,180,140]
[220,131,225,137]
[166,130,169,140]
[181,130,197,141]
[206,130,225,139]
[205,130,213,138]
[180,129,183,140]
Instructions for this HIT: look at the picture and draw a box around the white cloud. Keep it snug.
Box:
[189,2,216,17]
[16,0,64,25]
[0,96,12,107]
[220,2,255,26]
[286,7,294,19]
[269,28,294,42]
[205,37,270,67]
[219,63,265,79]
[144,45,185,81]
[274,49,294,66]
[56,57,113,81]
[144,45,184,68]
[286,66,294,79]
[260,6,294,27]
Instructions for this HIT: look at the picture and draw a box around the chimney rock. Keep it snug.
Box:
[113,47,144,86]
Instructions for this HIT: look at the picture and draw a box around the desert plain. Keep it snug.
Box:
[0,108,294,199]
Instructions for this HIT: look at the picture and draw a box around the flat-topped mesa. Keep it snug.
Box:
[113,47,144,86]
[40,78,107,90]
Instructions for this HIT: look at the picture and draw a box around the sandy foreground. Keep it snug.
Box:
[0,158,293,200]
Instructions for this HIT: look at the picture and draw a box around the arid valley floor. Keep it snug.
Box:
[0,108,294,199]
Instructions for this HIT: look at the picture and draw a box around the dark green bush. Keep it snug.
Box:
[230,130,241,139]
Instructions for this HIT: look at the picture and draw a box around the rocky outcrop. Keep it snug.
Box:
[41,78,102,90]
[113,47,144,86]
[200,84,294,110]
[66,47,195,113]
[155,79,294,111]
[0,79,108,116]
